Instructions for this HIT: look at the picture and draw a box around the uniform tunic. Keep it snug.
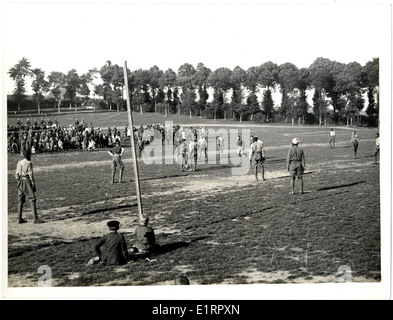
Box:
[351,133,359,152]
[110,145,124,170]
[94,232,129,265]
[250,140,265,167]
[286,146,305,177]
[134,225,156,253]
[15,158,36,202]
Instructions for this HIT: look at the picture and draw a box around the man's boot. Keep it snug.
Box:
[111,170,116,183]
[18,201,27,224]
[31,200,44,224]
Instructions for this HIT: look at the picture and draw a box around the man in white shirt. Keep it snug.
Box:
[198,136,208,161]
[329,128,336,148]
[15,149,44,224]
[250,136,266,181]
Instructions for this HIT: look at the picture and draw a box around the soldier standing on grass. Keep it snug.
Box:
[250,136,265,181]
[108,140,125,183]
[329,128,336,148]
[188,138,198,172]
[198,135,208,161]
[286,138,305,195]
[351,131,360,159]
[236,135,244,157]
[15,148,44,224]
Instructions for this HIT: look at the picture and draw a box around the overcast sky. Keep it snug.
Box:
[2,1,391,95]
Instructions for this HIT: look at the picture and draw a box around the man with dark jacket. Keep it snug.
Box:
[93,220,129,265]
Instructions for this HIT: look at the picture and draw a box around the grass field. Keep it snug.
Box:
[5,111,381,289]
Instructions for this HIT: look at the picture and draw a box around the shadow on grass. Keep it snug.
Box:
[81,203,138,216]
[317,181,366,191]
[141,174,187,181]
[195,164,234,172]
[266,158,287,164]
[8,236,93,258]
[129,236,208,260]
[269,171,315,180]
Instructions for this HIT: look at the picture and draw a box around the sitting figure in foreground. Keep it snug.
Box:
[88,220,129,266]
[129,216,159,254]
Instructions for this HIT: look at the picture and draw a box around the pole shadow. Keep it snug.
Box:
[317,180,366,191]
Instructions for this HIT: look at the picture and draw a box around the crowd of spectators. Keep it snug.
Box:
[7,117,200,155]
[8,118,126,155]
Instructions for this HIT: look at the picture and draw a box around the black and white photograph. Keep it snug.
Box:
[1,0,392,301]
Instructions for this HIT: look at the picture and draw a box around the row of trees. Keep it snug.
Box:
[8,57,379,126]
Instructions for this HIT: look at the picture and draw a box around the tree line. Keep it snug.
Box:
[8,57,379,126]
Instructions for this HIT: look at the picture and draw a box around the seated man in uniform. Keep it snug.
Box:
[129,216,159,254]
[89,220,129,266]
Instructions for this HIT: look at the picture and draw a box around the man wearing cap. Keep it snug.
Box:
[108,140,125,183]
[286,138,306,195]
[250,136,265,181]
[92,220,129,265]
[129,216,158,254]
[15,148,44,224]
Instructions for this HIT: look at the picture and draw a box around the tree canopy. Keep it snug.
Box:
[8,56,380,126]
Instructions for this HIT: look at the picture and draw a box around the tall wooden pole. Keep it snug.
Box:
[123,61,144,219]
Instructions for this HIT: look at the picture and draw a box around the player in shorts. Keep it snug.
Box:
[180,140,189,172]
[108,141,125,183]
[15,148,44,224]
[286,138,305,195]
[350,131,359,158]
[236,135,244,157]
[329,128,336,148]
[250,136,265,181]
[188,138,198,172]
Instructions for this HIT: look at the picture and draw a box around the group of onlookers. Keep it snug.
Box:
[7,117,206,156]
[7,118,128,154]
